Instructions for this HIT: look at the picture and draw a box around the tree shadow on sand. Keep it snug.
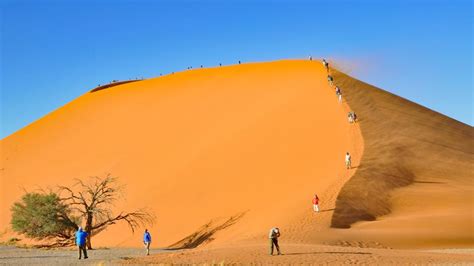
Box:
[165,211,247,250]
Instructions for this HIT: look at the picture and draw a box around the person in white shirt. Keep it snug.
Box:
[336,86,342,102]
[345,152,352,169]
[268,227,281,255]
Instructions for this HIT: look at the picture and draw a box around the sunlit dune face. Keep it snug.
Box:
[0,60,354,247]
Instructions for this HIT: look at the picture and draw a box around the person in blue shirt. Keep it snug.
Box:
[143,229,152,255]
[75,227,88,259]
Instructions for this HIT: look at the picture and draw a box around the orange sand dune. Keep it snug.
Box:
[1,60,356,248]
[1,59,472,252]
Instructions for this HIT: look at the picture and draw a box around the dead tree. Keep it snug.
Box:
[58,174,153,249]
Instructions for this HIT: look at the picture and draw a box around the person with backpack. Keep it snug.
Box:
[348,112,354,123]
[75,227,88,260]
[312,194,320,212]
[143,229,152,255]
[327,75,334,86]
[345,152,352,169]
[322,59,329,72]
[268,227,281,255]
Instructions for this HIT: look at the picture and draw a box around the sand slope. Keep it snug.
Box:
[1,59,472,251]
[330,69,474,248]
[1,60,355,248]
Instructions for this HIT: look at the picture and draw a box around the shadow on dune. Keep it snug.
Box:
[330,69,474,229]
[320,208,335,213]
[284,251,371,256]
[89,80,141,93]
[0,255,70,259]
[166,211,247,250]
[324,251,371,255]
[413,180,446,184]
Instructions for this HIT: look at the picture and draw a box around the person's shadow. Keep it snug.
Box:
[320,208,335,213]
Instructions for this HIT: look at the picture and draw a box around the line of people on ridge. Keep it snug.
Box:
[323,59,358,122]
[322,57,354,171]
[162,60,245,77]
[269,58,356,256]
[184,60,243,71]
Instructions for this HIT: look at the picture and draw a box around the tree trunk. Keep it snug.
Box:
[85,211,93,249]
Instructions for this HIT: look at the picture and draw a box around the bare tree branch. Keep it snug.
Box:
[56,174,154,249]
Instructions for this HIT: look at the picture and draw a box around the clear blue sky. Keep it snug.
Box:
[1,0,472,138]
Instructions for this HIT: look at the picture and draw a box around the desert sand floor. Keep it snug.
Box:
[0,245,171,265]
[1,245,472,265]
[126,243,474,265]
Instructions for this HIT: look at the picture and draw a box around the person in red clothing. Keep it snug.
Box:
[312,194,320,212]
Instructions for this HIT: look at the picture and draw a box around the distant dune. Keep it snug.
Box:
[0,60,472,250]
